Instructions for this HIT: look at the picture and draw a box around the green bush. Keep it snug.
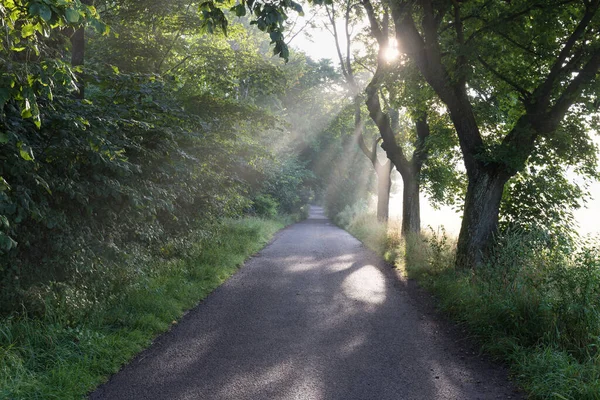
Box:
[252,194,279,218]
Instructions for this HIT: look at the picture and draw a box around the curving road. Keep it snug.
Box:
[90,206,521,400]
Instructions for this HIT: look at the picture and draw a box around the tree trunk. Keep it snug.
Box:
[455,169,509,269]
[70,0,93,99]
[401,171,420,235]
[376,161,392,222]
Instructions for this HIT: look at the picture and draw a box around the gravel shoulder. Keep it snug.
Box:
[90,206,523,400]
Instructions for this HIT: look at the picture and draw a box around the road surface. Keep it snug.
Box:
[90,206,521,400]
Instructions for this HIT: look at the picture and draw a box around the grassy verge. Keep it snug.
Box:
[342,211,600,400]
[0,216,292,399]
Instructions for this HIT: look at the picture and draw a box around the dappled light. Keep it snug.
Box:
[342,264,387,306]
[1,0,599,398]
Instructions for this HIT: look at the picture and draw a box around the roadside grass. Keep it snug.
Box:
[343,211,600,400]
[0,216,291,400]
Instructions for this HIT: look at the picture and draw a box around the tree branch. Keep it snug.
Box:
[477,56,531,100]
[326,4,349,80]
[365,72,411,176]
[361,0,385,45]
[533,0,600,108]
[547,48,600,130]
[451,0,467,86]
[413,112,430,169]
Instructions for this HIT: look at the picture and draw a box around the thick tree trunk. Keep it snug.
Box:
[401,171,420,235]
[376,161,392,222]
[455,169,509,269]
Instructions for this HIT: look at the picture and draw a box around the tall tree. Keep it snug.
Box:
[359,1,463,235]
[323,0,393,222]
[360,0,600,267]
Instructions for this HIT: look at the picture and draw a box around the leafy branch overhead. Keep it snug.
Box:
[0,0,109,128]
[200,0,331,60]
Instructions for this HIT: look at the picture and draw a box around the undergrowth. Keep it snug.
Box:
[0,216,290,400]
[342,210,600,400]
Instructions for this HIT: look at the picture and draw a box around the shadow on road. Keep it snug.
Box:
[90,206,520,400]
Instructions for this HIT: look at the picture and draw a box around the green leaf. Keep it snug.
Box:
[39,4,52,21]
[290,1,303,15]
[0,88,10,108]
[17,142,34,161]
[0,232,18,252]
[269,31,283,43]
[0,177,11,192]
[91,19,109,35]
[28,3,40,17]
[0,133,9,144]
[21,108,32,118]
[231,4,246,17]
[22,23,36,38]
[65,8,80,23]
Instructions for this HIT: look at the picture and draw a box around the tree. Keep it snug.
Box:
[349,0,462,234]
[321,0,394,222]
[227,0,597,266]
[361,0,600,268]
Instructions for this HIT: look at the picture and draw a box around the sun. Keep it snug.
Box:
[383,40,399,62]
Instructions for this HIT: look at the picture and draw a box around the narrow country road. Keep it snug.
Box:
[90,206,521,400]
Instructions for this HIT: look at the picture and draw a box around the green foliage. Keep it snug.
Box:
[261,155,314,215]
[252,194,279,217]
[0,0,325,315]
[0,0,108,126]
[0,66,259,312]
[500,122,599,242]
[0,217,286,399]
[195,0,331,60]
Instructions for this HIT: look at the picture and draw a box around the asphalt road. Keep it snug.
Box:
[90,206,521,400]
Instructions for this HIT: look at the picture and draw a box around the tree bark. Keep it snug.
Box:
[401,170,420,235]
[376,160,393,222]
[455,169,509,269]
[364,77,430,235]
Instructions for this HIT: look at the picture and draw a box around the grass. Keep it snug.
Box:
[342,210,600,400]
[0,216,291,399]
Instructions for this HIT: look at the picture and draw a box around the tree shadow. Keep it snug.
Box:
[90,207,520,400]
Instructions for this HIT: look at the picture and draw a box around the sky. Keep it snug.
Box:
[286,10,600,238]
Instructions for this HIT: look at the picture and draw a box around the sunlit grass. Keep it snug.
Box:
[340,208,600,400]
[0,216,290,399]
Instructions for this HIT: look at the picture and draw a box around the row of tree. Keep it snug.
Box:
[259,0,599,269]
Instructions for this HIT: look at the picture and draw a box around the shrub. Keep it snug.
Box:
[252,194,279,218]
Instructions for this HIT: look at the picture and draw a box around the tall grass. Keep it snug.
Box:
[0,216,289,399]
[342,209,600,400]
